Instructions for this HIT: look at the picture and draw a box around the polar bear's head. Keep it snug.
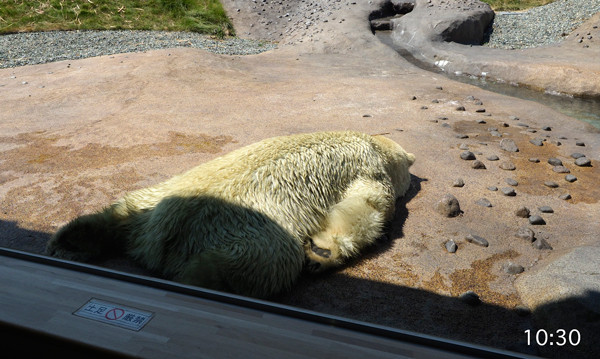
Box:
[372,135,415,198]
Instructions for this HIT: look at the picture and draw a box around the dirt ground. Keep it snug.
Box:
[1,0,598,357]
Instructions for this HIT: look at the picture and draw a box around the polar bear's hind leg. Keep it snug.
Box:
[304,177,395,273]
[46,209,128,261]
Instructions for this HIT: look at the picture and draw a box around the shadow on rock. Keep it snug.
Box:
[0,220,51,254]
[533,290,600,359]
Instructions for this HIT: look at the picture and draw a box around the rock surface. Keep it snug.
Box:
[0,1,599,357]
[515,245,600,359]
[389,0,600,98]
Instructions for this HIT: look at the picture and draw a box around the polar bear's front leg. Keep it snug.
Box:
[305,177,395,273]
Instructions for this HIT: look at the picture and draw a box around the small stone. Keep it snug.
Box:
[452,178,465,187]
[500,139,519,152]
[529,138,544,146]
[435,194,462,217]
[490,130,502,137]
[501,122,509,127]
[575,157,591,167]
[571,152,585,159]
[516,123,529,128]
[465,234,489,247]
[529,158,540,163]
[499,161,516,170]
[456,134,469,139]
[548,157,563,166]
[576,141,585,146]
[515,226,534,241]
[515,206,530,218]
[544,181,559,188]
[421,106,428,110]
[410,96,417,100]
[529,215,546,225]
[502,262,525,274]
[505,178,518,186]
[542,126,552,131]
[460,151,476,160]
[509,115,519,121]
[475,108,486,113]
[459,291,481,306]
[431,99,439,103]
[532,238,553,250]
[441,123,451,128]
[456,106,466,111]
[459,143,469,150]
[445,240,457,253]
[471,160,486,169]
[436,86,443,90]
[362,114,372,117]
[487,186,498,191]
[501,187,516,196]
[552,165,570,173]
[559,193,572,200]
[476,119,486,124]
[475,198,492,207]
[487,155,499,161]
[526,129,537,133]
[438,117,448,121]
[565,174,577,182]
[538,206,554,213]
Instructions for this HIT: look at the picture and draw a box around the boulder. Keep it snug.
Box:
[434,193,462,217]
[515,246,600,358]
[391,0,494,47]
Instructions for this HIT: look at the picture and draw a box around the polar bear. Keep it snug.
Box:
[47,131,415,298]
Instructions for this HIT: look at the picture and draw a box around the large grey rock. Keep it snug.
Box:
[575,157,592,167]
[434,193,462,217]
[391,0,494,46]
[499,138,519,152]
[515,245,600,358]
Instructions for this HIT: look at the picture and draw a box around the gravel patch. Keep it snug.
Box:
[0,30,277,69]
[485,0,600,49]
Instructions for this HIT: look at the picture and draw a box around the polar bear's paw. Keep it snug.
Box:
[309,239,332,258]
[46,212,124,262]
[304,237,342,273]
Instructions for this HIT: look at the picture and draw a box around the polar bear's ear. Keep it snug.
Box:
[406,152,416,166]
